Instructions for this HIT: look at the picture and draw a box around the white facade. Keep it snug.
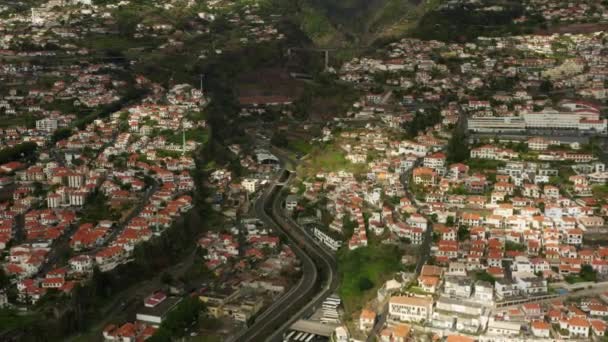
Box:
[523,107,606,133]
[68,174,83,188]
[36,118,58,132]
[47,194,61,208]
[242,179,258,193]
[312,227,342,251]
[69,192,86,206]
[389,296,433,323]
[487,319,521,336]
[467,116,526,133]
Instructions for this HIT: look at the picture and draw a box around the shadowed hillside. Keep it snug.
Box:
[278,0,443,46]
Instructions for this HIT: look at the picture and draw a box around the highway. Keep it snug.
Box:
[233,165,338,342]
[265,183,339,342]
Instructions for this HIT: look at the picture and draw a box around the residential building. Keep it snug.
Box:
[389,296,433,323]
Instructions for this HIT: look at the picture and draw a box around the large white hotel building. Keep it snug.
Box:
[468,101,607,134]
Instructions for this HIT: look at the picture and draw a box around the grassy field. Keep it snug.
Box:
[188,333,222,342]
[289,138,314,155]
[369,0,443,39]
[337,244,402,316]
[297,144,367,178]
[0,309,39,333]
[299,3,342,46]
[592,185,608,199]
[406,285,434,296]
[163,127,210,145]
[0,114,36,128]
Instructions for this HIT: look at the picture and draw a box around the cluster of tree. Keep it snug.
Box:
[579,264,598,282]
[270,132,289,148]
[473,270,496,285]
[446,130,469,163]
[51,128,73,144]
[292,73,359,120]
[24,206,214,340]
[148,297,204,341]
[457,226,470,242]
[504,240,526,252]
[413,2,544,42]
[80,191,121,223]
[0,142,37,165]
[341,213,358,241]
[402,109,442,138]
[73,86,148,130]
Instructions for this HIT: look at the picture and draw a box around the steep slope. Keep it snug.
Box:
[290,0,443,46]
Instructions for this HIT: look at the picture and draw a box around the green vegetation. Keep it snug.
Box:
[446,130,469,163]
[289,138,314,155]
[0,114,37,129]
[161,127,209,146]
[189,335,222,342]
[406,285,433,296]
[270,132,289,148]
[368,0,438,37]
[0,309,40,332]
[467,159,506,172]
[592,185,608,199]
[149,297,204,341]
[43,99,83,116]
[0,142,37,165]
[457,226,469,242]
[293,75,359,120]
[403,109,442,138]
[565,265,597,284]
[337,244,401,315]
[157,150,183,159]
[298,144,366,177]
[73,86,148,130]
[52,128,73,143]
[278,0,444,45]
[472,271,496,285]
[58,210,219,341]
[412,1,546,42]
[505,241,526,252]
[342,214,358,241]
[299,3,341,45]
[80,192,121,224]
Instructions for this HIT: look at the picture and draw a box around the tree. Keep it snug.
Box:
[0,268,10,289]
[51,128,72,143]
[505,241,526,252]
[161,272,173,285]
[539,80,553,93]
[0,142,37,164]
[432,232,440,243]
[270,132,288,148]
[358,277,374,291]
[342,214,357,241]
[403,109,442,137]
[447,130,469,163]
[514,141,529,153]
[446,216,455,227]
[457,226,470,241]
[580,265,597,282]
[32,181,45,197]
[150,296,203,338]
[147,327,172,342]
[474,271,496,285]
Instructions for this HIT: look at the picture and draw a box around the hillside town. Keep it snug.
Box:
[274,7,608,342]
[0,0,607,341]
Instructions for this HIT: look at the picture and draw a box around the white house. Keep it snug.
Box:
[389,296,433,323]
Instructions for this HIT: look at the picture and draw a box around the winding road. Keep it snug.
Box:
[233,163,338,342]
